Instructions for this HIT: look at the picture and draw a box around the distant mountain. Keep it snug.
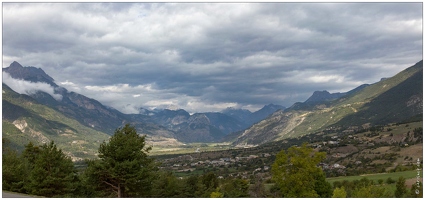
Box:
[146,109,245,143]
[230,60,423,146]
[3,61,289,146]
[250,104,286,123]
[304,90,345,104]
[222,104,286,125]
[2,61,178,146]
[221,107,252,123]
[141,103,286,143]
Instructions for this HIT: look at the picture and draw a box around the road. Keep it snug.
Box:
[2,191,41,198]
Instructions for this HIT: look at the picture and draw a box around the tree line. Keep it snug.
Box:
[2,124,422,198]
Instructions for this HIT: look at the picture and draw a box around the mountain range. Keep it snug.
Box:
[231,60,423,146]
[2,60,422,159]
[2,62,285,156]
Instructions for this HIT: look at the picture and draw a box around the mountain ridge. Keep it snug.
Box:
[231,60,423,146]
[2,61,287,144]
[3,60,422,152]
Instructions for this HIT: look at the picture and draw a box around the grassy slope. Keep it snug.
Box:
[2,85,109,160]
[326,170,420,185]
[278,61,423,139]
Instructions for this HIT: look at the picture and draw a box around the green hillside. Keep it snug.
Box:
[233,61,423,145]
[2,84,109,160]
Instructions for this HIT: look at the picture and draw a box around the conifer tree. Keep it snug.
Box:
[26,141,77,197]
[84,124,158,197]
[395,176,407,197]
[2,139,30,193]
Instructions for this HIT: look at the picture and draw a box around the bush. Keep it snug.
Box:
[386,177,396,184]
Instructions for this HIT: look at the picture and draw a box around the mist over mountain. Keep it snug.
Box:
[3,60,422,152]
[2,61,287,144]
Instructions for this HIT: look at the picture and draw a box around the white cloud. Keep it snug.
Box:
[60,80,81,92]
[3,72,63,101]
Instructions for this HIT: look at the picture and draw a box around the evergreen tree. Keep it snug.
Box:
[26,141,78,197]
[220,178,249,197]
[313,172,333,197]
[22,142,40,166]
[182,175,206,197]
[200,172,219,197]
[151,171,184,197]
[2,139,30,193]
[84,124,158,197]
[395,176,407,197]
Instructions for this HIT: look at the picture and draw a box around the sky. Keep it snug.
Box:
[2,2,423,114]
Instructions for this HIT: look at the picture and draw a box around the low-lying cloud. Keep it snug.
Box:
[3,72,63,101]
[2,3,422,114]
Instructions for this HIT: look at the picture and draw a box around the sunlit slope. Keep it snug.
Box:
[232,61,423,145]
[2,84,110,160]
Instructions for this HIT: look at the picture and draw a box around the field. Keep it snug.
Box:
[263,170,422,192]
[327,170,421,185]
[150,142,234,156]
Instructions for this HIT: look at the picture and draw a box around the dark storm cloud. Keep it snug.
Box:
[2,3,422,114]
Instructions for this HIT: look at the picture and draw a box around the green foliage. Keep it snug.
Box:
[351,185,392,198]
[2,87,110,160]
[83,124,158,197]
[386,177,396,184]
[271,143,331,197]
[332,186,347,198]
[313,171,333,197]
[2,140,30,193]
[26,141,78,197]
[249,178,268,197]
[394,176,407,197]
[182,175,206,197]
[408,181,423,198]
[219,178,249,197]
[22,142,40,165]
[210,191,224,198]
[200,172,219,196]
[2,121,34,152]
[151,171,184,197]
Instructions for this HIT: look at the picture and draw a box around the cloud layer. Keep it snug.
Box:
[3,72,63,101]
[2,3,422,113]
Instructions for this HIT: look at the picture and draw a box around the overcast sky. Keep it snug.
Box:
[2,3,423,114]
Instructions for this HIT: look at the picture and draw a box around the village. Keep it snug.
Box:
[159,146,348,179]
[157,121,422,180]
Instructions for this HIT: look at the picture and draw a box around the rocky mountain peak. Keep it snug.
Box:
[3,61,57,87]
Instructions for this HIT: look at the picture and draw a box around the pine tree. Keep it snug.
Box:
[26,141,77,197]
[84,124,158,197]
[2,139,30,193]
